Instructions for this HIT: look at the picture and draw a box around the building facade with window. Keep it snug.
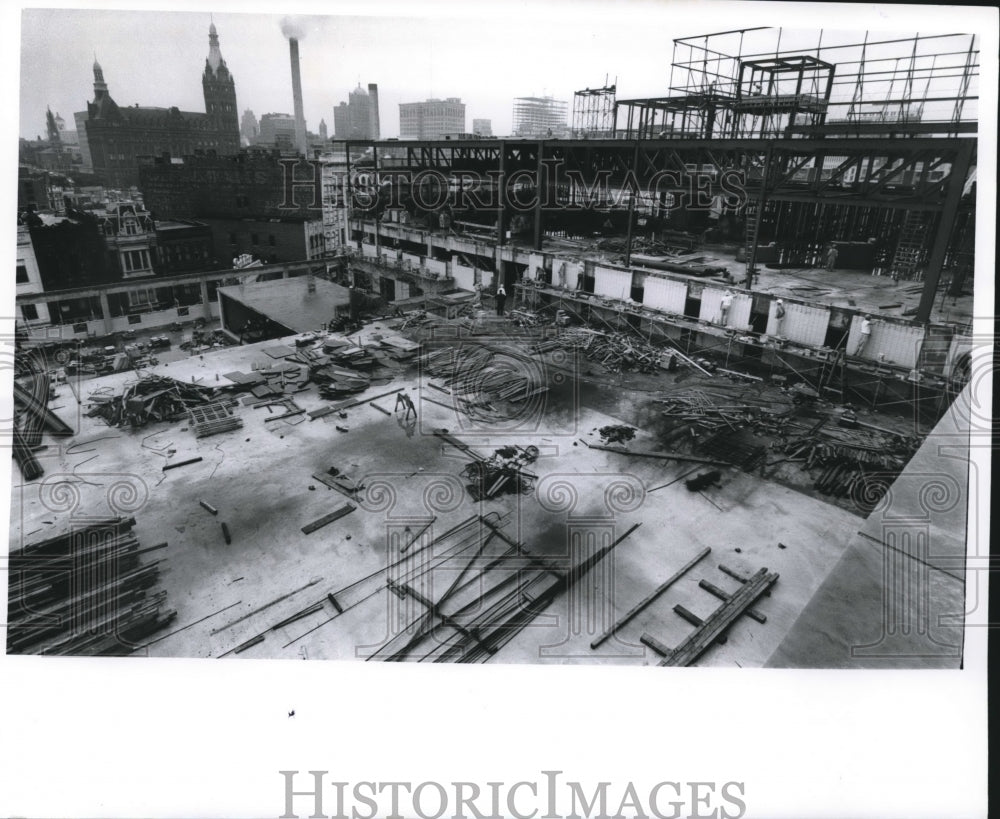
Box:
[15,224,51,326]
[76,24,240,189]
[399,98,465,140]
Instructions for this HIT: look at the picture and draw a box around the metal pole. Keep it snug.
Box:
[533,141,544,250]
[624,141,641,267]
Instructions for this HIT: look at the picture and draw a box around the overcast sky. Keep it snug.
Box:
[14,1,994,141]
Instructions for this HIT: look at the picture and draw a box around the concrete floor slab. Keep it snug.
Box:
[9,325,966,668]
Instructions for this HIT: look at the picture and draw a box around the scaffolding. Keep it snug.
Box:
[615,28,980,139]
[572,83,617,138]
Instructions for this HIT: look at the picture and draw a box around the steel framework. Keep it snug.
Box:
[572,83,617,138]
[615,28,980,139]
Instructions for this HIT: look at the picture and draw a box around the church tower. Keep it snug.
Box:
[202,22,240,152]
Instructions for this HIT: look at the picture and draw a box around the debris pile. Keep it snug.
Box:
[311,365,372,398]
[461,445,539,500]
[87,376,230,428]
[422,345,545,407]
[685,470,722,491]
[6,517,174,655]
[782,429,920,506]
[532,329,662,374]
[659,389,792,436]
[599,425,636,445]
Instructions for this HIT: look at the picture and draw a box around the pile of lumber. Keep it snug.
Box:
[422,345,544,404]
[87,376,229,428]
[189,402,244,438]
[311,364,372,398]
[532,329,661,373]
[659,389,792,436]
[782,429,918,504]
[421,345,493,378]
[6,517,174,655]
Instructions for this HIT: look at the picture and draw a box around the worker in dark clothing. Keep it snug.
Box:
[395,390,416,419]
[495,285,507,316]
[826,244,839,271]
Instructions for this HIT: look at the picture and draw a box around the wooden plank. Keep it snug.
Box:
[673,603,705,627]
[301,503,356,535]
[699,579,767,623]
[639,632,673,657]
[659,568,779,667]
[590,546,711,649]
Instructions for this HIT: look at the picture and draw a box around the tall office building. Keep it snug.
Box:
[472,118,493,137]
[399,98,466,140]
[240,110,259,146]
[257,113,297,149]
[332,83,381,140]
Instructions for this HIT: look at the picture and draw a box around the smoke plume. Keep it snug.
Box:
[280,16,306,41]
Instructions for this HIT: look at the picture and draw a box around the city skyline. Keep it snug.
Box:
[18,6,731,143]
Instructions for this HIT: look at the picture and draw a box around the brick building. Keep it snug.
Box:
[76,24,240,189]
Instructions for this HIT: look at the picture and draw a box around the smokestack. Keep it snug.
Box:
[288,38,307,156]
[367,83,381,140]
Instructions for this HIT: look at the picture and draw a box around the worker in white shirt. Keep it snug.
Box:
[774,298,786,337]
[855,316,873,356]
[719,290,734,326]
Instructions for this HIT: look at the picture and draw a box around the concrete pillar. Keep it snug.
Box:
[99,291,113,334]
[200,278,212,321]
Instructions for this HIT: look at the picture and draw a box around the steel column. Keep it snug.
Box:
[915,140,974,323]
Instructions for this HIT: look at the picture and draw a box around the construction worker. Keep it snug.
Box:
[395,390,417,419]
[826,244,839,271]
[719,290,734,326]
[774,298,786,337]
[495,284,507,316]
[855,315,872,356]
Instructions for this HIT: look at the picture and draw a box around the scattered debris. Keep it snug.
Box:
[686,470,722,492]
[461,446,539,500]
[599,425,636,445]
[301,503,357,535]
[162,457,203,472]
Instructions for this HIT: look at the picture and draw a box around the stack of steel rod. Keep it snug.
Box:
[6,517,174,656]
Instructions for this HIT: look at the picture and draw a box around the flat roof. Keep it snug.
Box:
[218,276,351,333]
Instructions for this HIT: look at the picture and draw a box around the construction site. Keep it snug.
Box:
[7,26,985,669]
